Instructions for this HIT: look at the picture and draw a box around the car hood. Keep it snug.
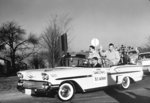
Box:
[18,67,93,81]
[18,69,47,81]
[43,67,94,79]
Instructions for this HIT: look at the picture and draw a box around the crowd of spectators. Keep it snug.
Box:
[117,45,139,65]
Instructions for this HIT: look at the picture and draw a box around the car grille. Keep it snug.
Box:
[23,80,46,89]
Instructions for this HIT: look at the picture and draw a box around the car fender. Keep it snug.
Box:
[60,80,84,93]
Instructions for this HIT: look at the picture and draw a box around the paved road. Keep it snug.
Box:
[0,74,150,103]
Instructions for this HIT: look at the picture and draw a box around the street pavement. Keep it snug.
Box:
[0,74,150,103]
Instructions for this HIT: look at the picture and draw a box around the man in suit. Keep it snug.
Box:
[92,57,101,67]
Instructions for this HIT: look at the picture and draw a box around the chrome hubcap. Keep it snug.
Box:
[60,86,71,98]
[122,77,128,87]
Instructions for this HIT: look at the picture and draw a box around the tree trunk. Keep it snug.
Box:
[10,50,16,74]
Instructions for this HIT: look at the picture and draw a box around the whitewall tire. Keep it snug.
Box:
[58,82,75,101]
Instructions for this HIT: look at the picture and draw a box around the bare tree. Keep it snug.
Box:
[41,14,72,68]
[0,21,39,74]
[29,53,45,69]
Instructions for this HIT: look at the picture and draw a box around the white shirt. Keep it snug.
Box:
[105,50,120,65]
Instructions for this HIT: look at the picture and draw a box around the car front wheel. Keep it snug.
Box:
[58,82,75,101]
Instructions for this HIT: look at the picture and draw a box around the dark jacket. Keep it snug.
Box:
[93,63,101,67]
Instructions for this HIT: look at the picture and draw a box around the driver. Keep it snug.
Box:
[92,57,101,67]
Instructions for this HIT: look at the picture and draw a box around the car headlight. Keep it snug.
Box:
[17,73,23,79]
[42,73,49,80]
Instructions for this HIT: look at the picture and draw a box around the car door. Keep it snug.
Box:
[92,68,108,88]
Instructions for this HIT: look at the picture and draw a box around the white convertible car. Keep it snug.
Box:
[17,65,143,101]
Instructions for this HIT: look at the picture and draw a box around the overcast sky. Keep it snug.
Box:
[0,0,150,51]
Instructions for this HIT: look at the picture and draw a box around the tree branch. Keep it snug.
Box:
[14,40,27,52]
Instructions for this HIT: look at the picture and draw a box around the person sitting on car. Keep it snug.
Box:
[88,45,101,64]
[99,43,120,67]
[92,57,101,67]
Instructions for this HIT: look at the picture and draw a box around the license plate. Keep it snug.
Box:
[25,89,32,95]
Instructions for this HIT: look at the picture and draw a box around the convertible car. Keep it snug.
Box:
[17,64,143,101]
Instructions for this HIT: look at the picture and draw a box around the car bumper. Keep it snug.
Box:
[17,80,59,93]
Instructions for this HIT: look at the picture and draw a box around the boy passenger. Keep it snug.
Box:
[88,45,101,64]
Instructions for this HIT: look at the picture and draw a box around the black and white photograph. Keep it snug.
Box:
[0,0,150,103]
